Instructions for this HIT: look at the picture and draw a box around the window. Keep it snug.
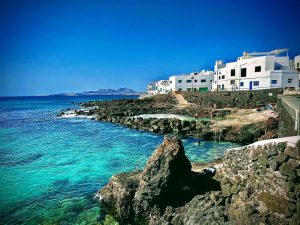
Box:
[271,80,277,84]
[186,80,192,83]
[221,84,224,90]
[210,80,212,82]
[178,88,182,91]
[178,80,182,83]
[170,81,172,84]
[222,75,225,79]
[255,66,261,72]
[218,76,221,80]
[187,88,191,91]
[194,79,197,83]
[231,69,235,76]
[253,81,259,86]
[241,68,247,77]
[201,79,206,83]
[240,82,244,87]
[297,63,300,68]
[230,80,235,85]
[288,78,293,83]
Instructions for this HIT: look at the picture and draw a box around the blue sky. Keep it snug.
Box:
[1,0,300,96]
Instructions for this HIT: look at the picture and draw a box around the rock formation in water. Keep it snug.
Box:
[97,136,300,225]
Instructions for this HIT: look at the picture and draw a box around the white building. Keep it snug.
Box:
[146,80,171,95]
[295,55,300,72]
[169,70,214,92]
[212,49,299,91]
[146,81,158,95]
[156,80,171,94]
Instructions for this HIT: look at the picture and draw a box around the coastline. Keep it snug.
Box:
[58,93,279,144]
[63,91,299,225]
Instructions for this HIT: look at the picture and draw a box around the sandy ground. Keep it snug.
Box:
[134,114,194,120]
[212,109,277,130]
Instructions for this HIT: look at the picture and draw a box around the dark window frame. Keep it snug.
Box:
[241,68,247,77]
[231,69,235,76]
[255,66,261,72]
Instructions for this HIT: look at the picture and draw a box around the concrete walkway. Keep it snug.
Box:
[172,92,192,108]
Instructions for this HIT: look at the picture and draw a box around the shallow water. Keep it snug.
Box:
[0,95,240,224]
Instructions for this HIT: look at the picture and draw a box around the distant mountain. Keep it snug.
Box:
[52,88,145,96]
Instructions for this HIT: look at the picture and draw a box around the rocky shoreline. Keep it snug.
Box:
[97,136,300,225]
[58,94,278,144]
[56,92,299,224]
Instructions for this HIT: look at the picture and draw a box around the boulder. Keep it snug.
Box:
[284,146,300,160]
[133,137,192,216]
[98,137,220,224]
[96,171,141,222]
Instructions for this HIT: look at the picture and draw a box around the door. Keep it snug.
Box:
[249,81,253,90]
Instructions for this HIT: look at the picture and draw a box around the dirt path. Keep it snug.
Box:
[172,92,192,108]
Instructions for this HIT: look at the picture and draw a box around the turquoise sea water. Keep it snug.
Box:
[0,95,240,225]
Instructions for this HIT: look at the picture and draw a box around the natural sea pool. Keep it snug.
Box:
[0,95,240,224]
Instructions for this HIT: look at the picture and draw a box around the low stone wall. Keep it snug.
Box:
[98,136,300,225]
[182,88,282,108]
[219,136,300,225]
[278,95,300,137]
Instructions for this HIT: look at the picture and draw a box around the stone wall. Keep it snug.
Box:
[182,88,282,109]
[98,136,300,225]
[219,136,300,225]
[278,95,300,137]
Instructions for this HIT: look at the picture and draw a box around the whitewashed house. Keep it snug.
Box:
[169,70,214,92]
[295,55,300,72]
[146,81,158,95]
[146,80,171,95]
[156,80,171,94]
[212,49,299,91]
